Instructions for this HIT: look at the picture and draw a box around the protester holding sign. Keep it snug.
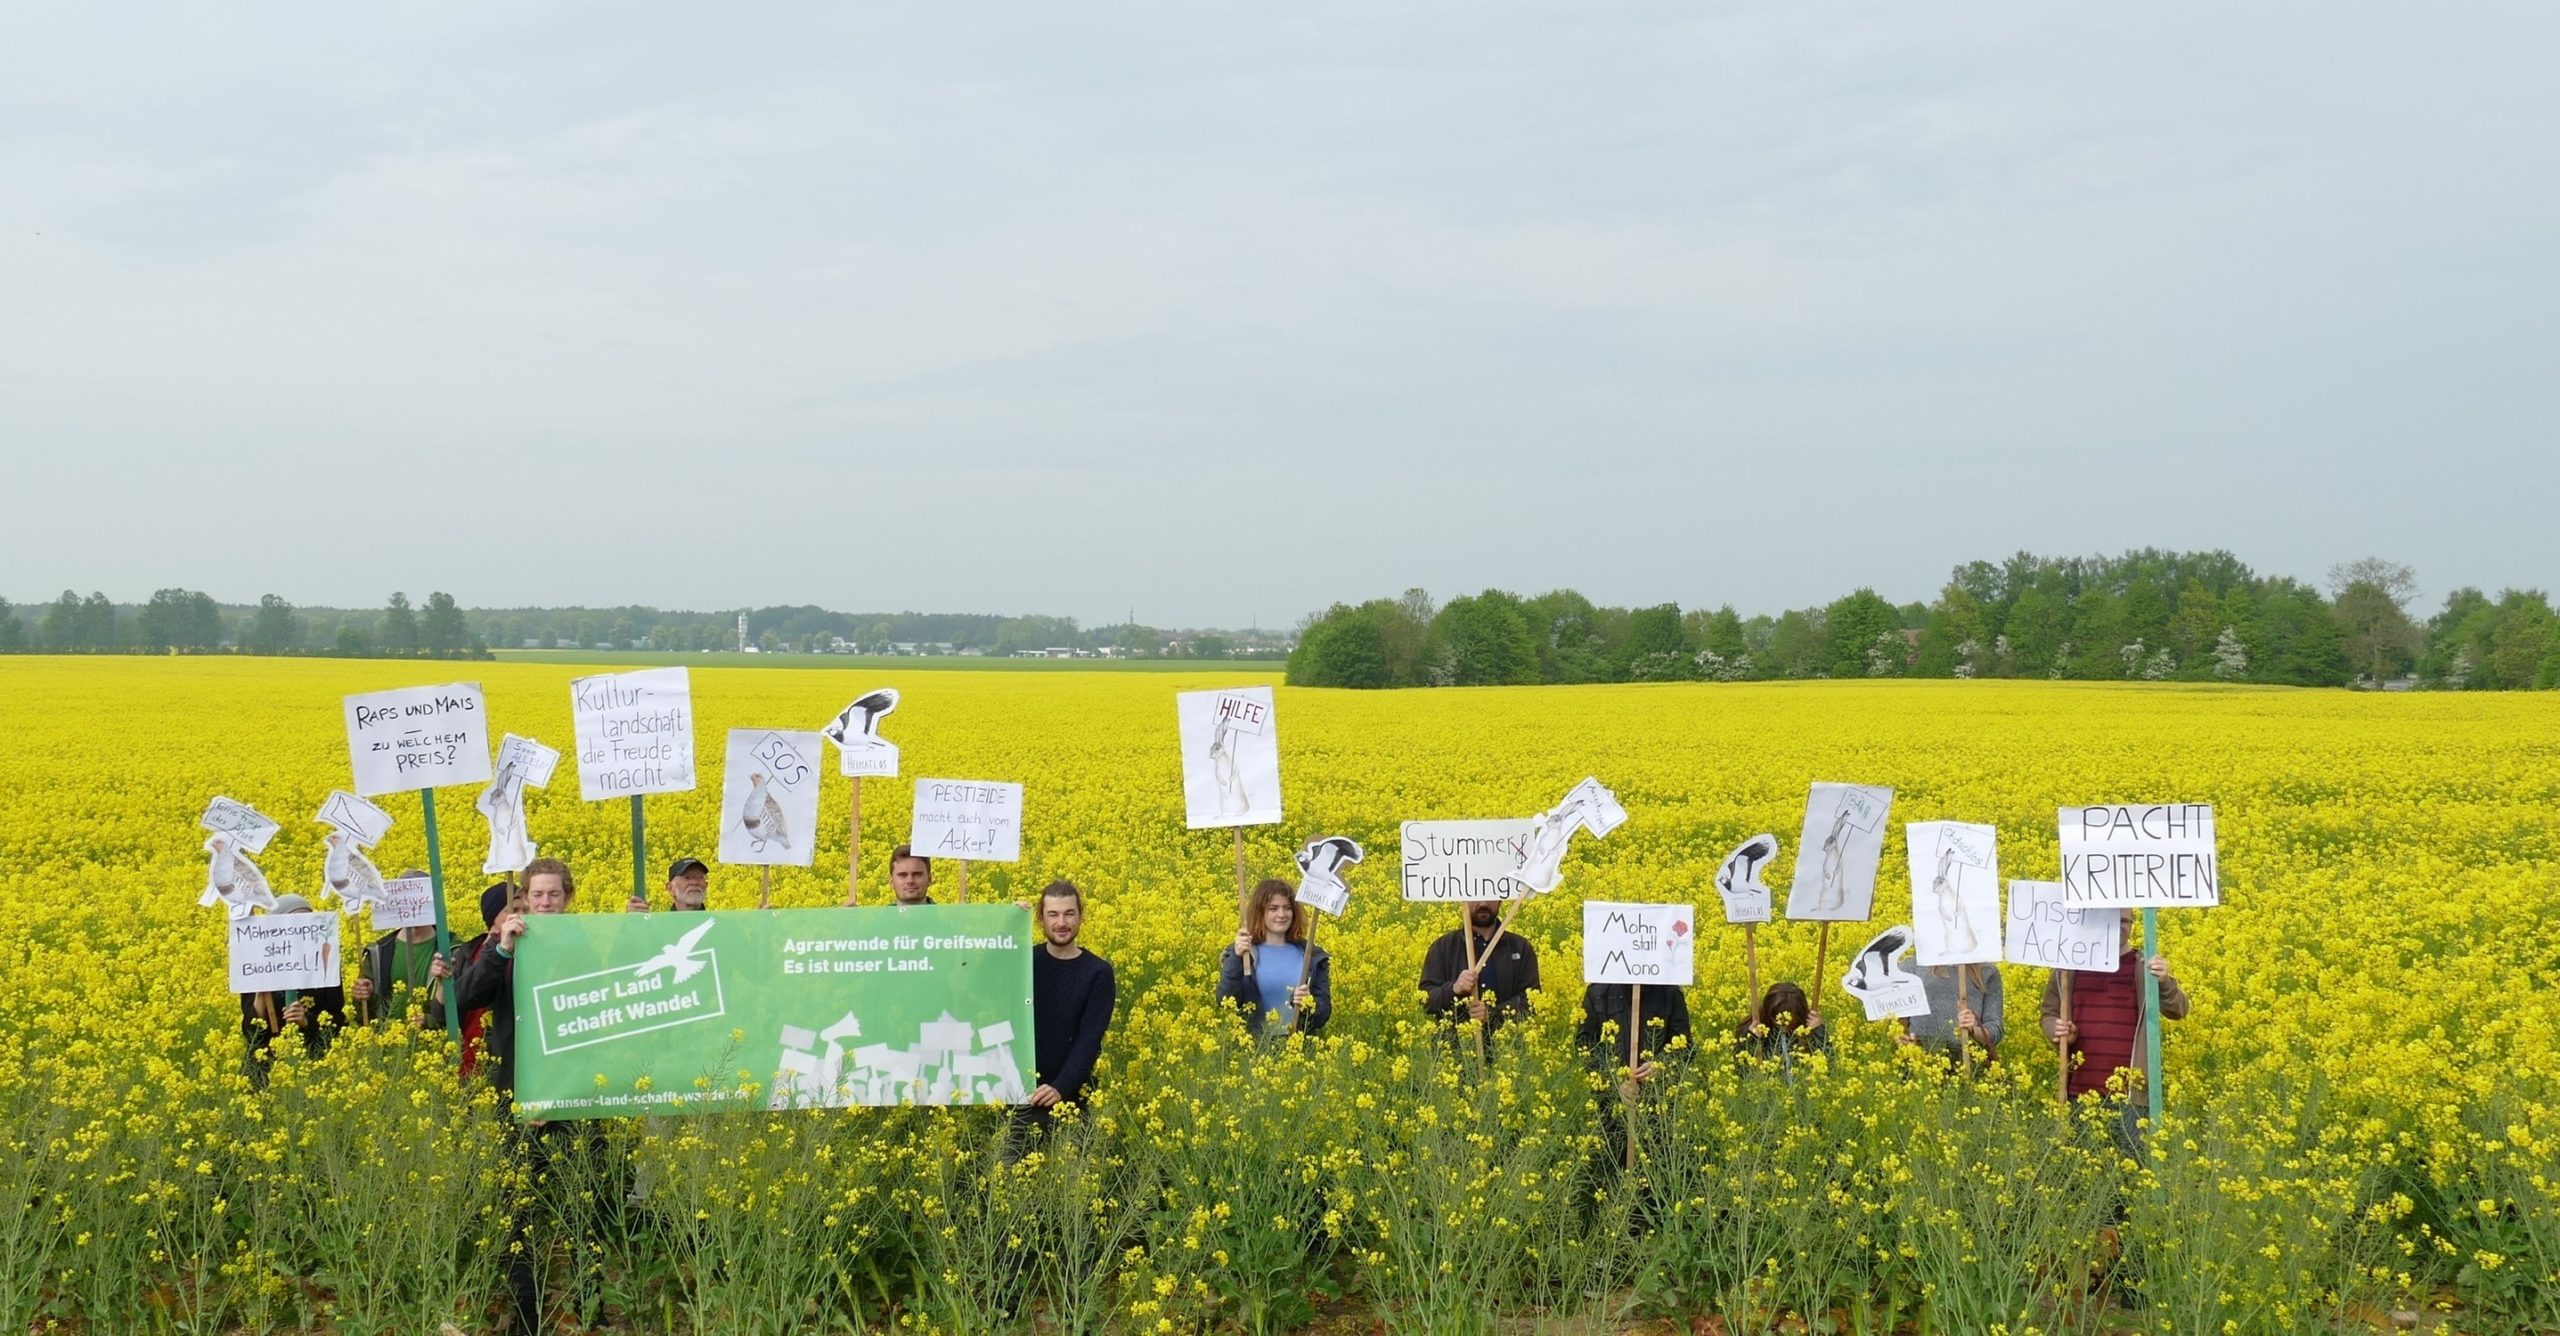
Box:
[1901,964,2004,1066]
[1733,982,1829,1065]
[1024,881,1116,1134]
[1577,978,1690,1165]
[628,857,710,913]
[351,867,442,1027]
[238,895,347,1086]
[451,857,575,1098]
[1217,880,1331,1037]
[884,845,936,905]
[2041,910,2190,1155]
[1418,900,1540,1039]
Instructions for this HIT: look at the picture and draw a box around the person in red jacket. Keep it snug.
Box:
[2041,909,2190,1160]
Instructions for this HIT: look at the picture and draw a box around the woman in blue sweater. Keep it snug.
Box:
[1217,879,1332,1037]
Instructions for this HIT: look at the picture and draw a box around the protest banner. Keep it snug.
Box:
[822,689,900,903]
[479,734,557,876]
[200,796,281,854]
[1906,821,2000,967]
[571,666,697,910]
[910,779,1022,900]
[1399,821,1534,903]
[508,905,1034,1120]
[342,682,491,797]
[1839,924,1930,1021]
[1582,901,1698,987]
[2057,803,2219,909]
[315,790,394,847]
[200,827,275,918]
[1293,836,1362,917]
[2004,879,2123,972]
[370,875,437,931]
[229,913,342,994]
[721,730,826,907]
[1176,687,1281,830]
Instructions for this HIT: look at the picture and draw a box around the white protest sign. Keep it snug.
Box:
[1839,924,1930,1021]
[910,779,1023,862]
[228,913,344,994]
[1714,833,1779,925]
[370,875,438,931]
[1399,820,1535,902]
[479,734,557,875]
[497,733,561,790]
[2057,803,2219,909]
[1294,836,1363,916]
[823,689,901,779]
[1906,821,2001,967]
[1514,777,1628,893]
[1176,687,1281,829]
[1582,901,1697,986]
[1784,782,1893,922]
[200,796,282,855]
[570,667,697,800]
[718,728,826,867]
[342,682,491,797]
[2004,880,2122,972]
[315,791,394,847]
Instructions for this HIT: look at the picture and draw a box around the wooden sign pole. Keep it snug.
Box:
[1624,984,1644,1171]
[1957,963,1975,1074]
[1813,922,1833,1017]
[1743,922,1762,1026]
[953,859,968,903]
[758,865,774,911]
[843,778,864,906]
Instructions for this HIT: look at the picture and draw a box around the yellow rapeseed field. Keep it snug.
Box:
[1,657,2554,1334]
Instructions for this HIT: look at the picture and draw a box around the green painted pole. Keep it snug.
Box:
[422,788,461,1044]
[2140,907,2164,1127]
[630,795,647,906]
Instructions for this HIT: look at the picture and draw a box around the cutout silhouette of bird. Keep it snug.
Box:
[637,921,717,984]
[201,834,275,918]
[322,828,387,911]
[824,689,900,748]
[739,773,790,852]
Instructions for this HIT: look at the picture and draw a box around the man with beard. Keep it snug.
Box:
[1419,899,1541,1040]
[1022,879,1115,1136]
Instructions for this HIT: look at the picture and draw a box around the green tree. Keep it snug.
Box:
[42,591,82,648]
[380,592,420,655]
[2004,587,2069,677]
[1524,589,1608,683]
[1915,584,1989,677]
[78,592,118,647]
[137,588,220,650]
[421,593,469,656]
[246,595,301,655]
[333,624,371,655]
[1821,589,1901,678]
[1763,609,1825,679]
[1286,605,1392,688]
[0,596,20,651]
[1621,603,1692,680]
[1429,591,1540,686]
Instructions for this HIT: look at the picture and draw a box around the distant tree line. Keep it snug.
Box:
[0,589,491,659]
[1285,550,2560,691]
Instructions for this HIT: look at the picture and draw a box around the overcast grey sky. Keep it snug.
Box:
[5,3,2554,627]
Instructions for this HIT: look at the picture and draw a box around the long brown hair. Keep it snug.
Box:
[1239,878,1307,946]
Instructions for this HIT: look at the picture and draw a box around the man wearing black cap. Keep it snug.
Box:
[628,857,711,913]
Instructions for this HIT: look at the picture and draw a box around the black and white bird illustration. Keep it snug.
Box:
[824,689,900,751]
[200,834,275,918]
[321,828,387,911]
[1716,833,1778,901]
[636,921,717,984]
[1295,835,1364,909]
[739,772,790,853]
[1843,926,1911,993]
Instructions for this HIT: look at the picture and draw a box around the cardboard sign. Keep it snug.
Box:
[1514,777,1628,893]
[371,875,438,931]
[1399,820,1535,902]
[1294,836,1362,916]
[910,779,1023,862]
[823,689,901,779]
[1582,901,1697,986]
[571,667,697,800]
[1906,821,2000,966]
[343,683,492,797]
[200,796,281,854]
[718,729,826,867]
[229,913,343,994]
[480,734,557,875]
[497,733,561,791]
[1714,833,1779,925]
[1784,782,1893,922]
[1839,924,1929,1021]
[2058,803,2218,909]
[2004,880,2122,972]
[1176,687,1281,829]
[315,790,394,847]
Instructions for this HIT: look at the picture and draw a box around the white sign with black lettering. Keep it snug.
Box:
[343,683,492,797]
[1176,687,1281,829]
[228,913,344,994]
[371,875,437,931]
[910,779,1023,862]
[571,667,697,801]
[1399,820,1534,902]
[2004,880,2122,972]
[718,729,826,867]
[1582,901,1697,986]
[200,796,282,854]
[2057,804,2219,909]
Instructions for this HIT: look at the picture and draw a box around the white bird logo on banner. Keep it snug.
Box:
[739,773,790,853]
[200,834,275,918]
[321,828,388,912]
[1513,777,1628,893]
[636,921,717,984]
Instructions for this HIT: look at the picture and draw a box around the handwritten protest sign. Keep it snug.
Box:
[2057,803,2219,909]
[1583,901,1697,985]
[370,875,437,931]
[1399,820,1534,902]
[342,682,491,797]
[910,779,1023,862]
[228,913,342,994]
[1176,687,1281,829]
[2005,880,2122,971]
[200,797,281,854]
[1785,782,1893,922]
[571,667,697,801]
[1907,821,2000,966]
[719,729,826,867]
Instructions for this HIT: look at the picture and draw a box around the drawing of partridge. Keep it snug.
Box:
[740,773,790,853]
[322,828,388,912]
[200,834,276,918]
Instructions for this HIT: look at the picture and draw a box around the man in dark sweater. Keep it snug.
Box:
[1418,900,1541,1040]
[1025,880,1115,1132]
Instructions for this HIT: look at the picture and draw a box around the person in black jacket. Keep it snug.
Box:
[1578,979,1691,1166]
[1418,899,1540,1041]
[239,894,348,1087]
[1019,880,1115,1138]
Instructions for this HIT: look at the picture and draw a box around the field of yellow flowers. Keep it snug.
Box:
[1,656,2555,1335]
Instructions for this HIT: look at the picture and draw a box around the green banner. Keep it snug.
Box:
[510,904,1034,1120]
